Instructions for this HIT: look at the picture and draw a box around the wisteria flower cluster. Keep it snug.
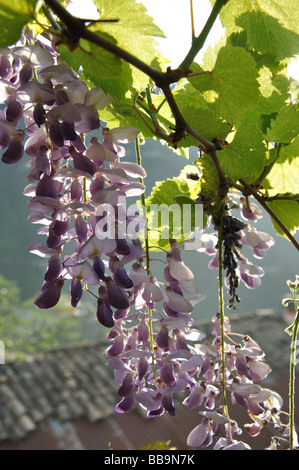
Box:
[0,37,287,450]
[184,313,286,449]
[182,193,275,309]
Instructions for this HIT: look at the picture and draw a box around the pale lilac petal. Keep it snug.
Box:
[65,260,99,285]
[232,382,261,397]
[107,126,139,143]
[248,388,272,403]
[167,256,194,281]
[142,278,164,303]
[128,263,149,285]
[78,234,117,259]
[28,196,62,214]
[85,87,112,109]
[240,272,262,289]
[85,137,116,162]
[16,81,55,104]
[179,279,198,294]
[135,389,162,411]
[92,188,125,205]
[121,182,146,197]
[239,259,264,277]
[14,44,54,67]
[111,161,147,178]
[187,419,212,447]
[248,360,271,381]
[214,438,251,450]
[39,63,77,84]
[62,80,88,104]
[241,197,263,221]
[27,242,59,258]
[164,288,193,313]
[46,102,82,123]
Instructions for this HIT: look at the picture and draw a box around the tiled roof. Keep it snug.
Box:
[0,309,295,449]
[0,342,116,442]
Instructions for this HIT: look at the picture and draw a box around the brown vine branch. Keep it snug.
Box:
[44,0,165,84]
[239,179,299,252]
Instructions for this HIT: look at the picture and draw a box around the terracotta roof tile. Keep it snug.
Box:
[0,310,296,449]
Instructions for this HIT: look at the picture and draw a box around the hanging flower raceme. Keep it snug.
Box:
[179,194,274,309]
[0,36,286,451]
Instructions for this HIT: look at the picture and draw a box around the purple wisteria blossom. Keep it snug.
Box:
[0,36,286,451]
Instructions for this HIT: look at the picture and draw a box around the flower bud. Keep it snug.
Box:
[105,276,130,310]
[5,97,23,122]
[1,138,24,164]
[96,298,114,327]
[70,278,83,307]
[34,279,64,309]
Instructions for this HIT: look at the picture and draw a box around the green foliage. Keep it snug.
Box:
[0,276,102,360]
[0,0,38,47]
[139,440,177,450]
[218,124,267,183]
[266,137,299,195]
[268,200,299,237]
[219,0,299,38]
[189,45,260,125]
[143,173,201,250]
[266,104,299,143]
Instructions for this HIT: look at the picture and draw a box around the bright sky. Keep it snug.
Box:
[67,0,298,79]
[141,0,224,66]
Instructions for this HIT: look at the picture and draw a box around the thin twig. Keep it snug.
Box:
[179,0,227,70]
[44,0,164,84]
[239,179,299,252]
[190,0,195,39]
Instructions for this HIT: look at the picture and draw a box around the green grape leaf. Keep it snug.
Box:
[0,0,38,47]
[93,0,164,48]
[60,34,122,84]
[188,45,259,124]
[92,0,165,92]
[220,0,299,37]
[266,104,299,143]
[100,95,155,139]
[177,106,232,147]
[177,165,201,199]
[257,69,290,115]
[173,82,207,110]
[218,124,267,183]
[268,200,299,237]
[195,154,218,200]
[236,11,299,60]
[144,177,202,251]
[266,136,299,195]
